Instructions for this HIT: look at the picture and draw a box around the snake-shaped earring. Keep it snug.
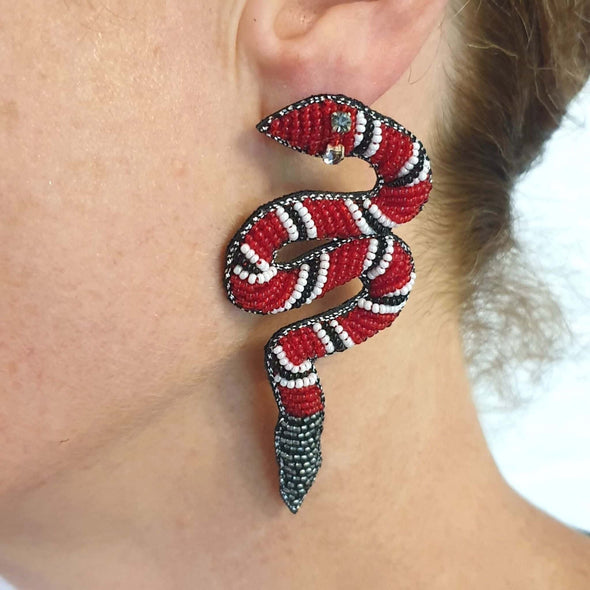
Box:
[224,95,432,513]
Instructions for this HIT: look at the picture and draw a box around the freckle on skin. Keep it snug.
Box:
[7,361,17,378]
[171,158,187,178]
[0,100,19,134]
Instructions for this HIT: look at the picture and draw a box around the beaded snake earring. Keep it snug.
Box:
[224,95,432,513]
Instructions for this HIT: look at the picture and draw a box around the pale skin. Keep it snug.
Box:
[0,1,589,588]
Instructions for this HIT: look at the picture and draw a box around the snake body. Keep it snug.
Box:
[224,95,432,513]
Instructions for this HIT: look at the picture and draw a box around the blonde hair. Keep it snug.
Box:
[431,0,590,407]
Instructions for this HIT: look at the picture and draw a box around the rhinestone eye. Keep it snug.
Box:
[331,111,352,133]
[322,144,345,165]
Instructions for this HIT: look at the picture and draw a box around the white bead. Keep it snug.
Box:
[240,243,250,254]
[303,377,310,387]
[233,265,242,275]
[295,379,303,388]
[239,270,249,280]
[313,322,321,332]
[372,303,380,313]
[335,325,343,333]
[312,286,323,295]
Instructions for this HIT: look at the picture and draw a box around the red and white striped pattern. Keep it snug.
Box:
[224,95,432,513]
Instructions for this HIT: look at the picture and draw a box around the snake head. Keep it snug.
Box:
[256,94,367,164]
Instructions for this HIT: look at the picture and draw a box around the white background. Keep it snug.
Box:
[478,83,590,533]
[1,87,589,590]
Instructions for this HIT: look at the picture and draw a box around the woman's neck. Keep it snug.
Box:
[1,265,588,589]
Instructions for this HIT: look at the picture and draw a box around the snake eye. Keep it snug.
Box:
[330,110,352,133]
[256,95,360,160]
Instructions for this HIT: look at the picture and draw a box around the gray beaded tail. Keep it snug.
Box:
[274,412,324,513]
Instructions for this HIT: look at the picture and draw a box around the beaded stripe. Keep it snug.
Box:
[224,94,432,513]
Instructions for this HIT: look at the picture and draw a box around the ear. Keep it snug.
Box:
[240,0,448,113]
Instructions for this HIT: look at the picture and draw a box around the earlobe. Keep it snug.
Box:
[240,0,448,112]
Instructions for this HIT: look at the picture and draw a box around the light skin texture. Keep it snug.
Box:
[0,1,589,588]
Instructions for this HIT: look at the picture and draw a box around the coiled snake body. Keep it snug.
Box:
[224,95,432,513]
